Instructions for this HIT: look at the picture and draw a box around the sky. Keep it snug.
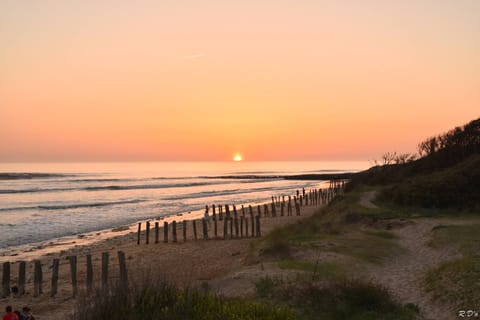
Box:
[0,0,479,162]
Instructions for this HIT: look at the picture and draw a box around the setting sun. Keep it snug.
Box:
[233,154,243,162]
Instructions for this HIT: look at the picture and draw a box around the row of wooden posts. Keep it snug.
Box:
[1,251,127,298]
[136,187,339,245]
[0,184,345,299]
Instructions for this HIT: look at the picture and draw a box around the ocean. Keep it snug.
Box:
[0,161,368,253]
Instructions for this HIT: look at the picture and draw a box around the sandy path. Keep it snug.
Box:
[1,203,320,320]
[360,193,476,319]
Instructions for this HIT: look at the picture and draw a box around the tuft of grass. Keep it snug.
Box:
[285,280,418,320]
[429,224,480,255]
[255,275,284,299]
[74,279,297,320]
[424,256,480,308]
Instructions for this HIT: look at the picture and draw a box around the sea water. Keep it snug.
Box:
[0,161,368,251]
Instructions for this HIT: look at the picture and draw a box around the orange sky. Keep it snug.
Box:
[0,1,479,162]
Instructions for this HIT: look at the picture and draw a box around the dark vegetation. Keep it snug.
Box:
[424,224,480,308]
[255,277,418,320]
[73,279,296,320]
[348,118,480,209]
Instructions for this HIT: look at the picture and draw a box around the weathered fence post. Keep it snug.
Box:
[193,220,198,240]
[102,252,109,290]
[155,222,159,244]
[251,213,255,237]
[34,260,42,297]
[2,262,10,297]
[86,254,93,293]
[240,216,244,237]
[296,202,301,216]
[214,216,218,239]
[51,259,59,297]
[146,221,150,244]
[234,216,239,238]
[69,255,78,297]
[183,220,187,242]
[229,217,233,239]
[172,221,177,243]
[281,202,285,216]
[164,222,169,243]
[137,223,141,245]
[118,251,128,289]
[202,219,209,240]
[256,215,261,237]
[264,204,269,218]
[18,261,26,295]
[223,216,228,240]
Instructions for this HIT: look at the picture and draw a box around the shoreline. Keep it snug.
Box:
[0,192,327,319]
[1,181,329,263]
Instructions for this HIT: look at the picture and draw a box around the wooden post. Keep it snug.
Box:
[296,202,301,216]
[69,255,78,297]
[242,205,245,217]
[34,260,42,297]
[118,251,128,289]
[256,215,261,237]
[102,252,109,290]
[234,216,239,238]
[264,204,269,218]
[225,205,230,220]
[51,259,59,297]
[137,223,141,245]
[2,262,10,297]
[155,222,159,244]
[240,216,244,238]
[172,221,177,243]
[164,222,169,243]
[281,202,285,216]
[183,220,187,242]
[245,217,249,238]
[229,217,233,239]
[193,220,197,240]
[271,202,276,217]
[86,254,93,293]
[202,218,209,240]
[146,221,150,244]
[18,261,26,295]
[251,213,255,237]
[223,215,228,240]
[214,216,218,239]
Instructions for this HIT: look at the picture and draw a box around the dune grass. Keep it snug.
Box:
[74,279,297,320]
[255,278,418,320]
[251,191,404,266]
[424,224,480,307]
[424,256,480,308]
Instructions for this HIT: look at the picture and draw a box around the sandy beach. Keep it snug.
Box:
[1,199,322,320]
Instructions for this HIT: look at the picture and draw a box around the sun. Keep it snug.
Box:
[233,153,243,161]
